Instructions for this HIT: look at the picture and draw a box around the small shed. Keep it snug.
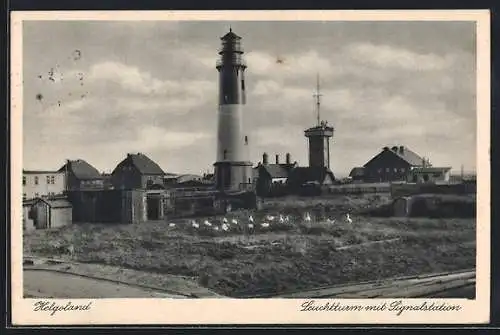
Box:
[23,199,36,232]
[32,198,73,229]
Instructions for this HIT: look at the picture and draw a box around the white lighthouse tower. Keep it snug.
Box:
[213,29,253,191]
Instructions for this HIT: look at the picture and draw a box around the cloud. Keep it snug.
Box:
[87,61,214,98]
[345,42,455,71]
[246,50,334,78]
[21,21,477,175]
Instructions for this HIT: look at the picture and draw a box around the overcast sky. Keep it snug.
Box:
[22,20,476,176]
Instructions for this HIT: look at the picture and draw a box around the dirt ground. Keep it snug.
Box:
[23,194,476,297]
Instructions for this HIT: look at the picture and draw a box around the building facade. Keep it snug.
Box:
[111,153,166,190]
[407,166,452,183]
[58,159,105,191]
[254,153,297,196]
[22,170,65,200]
[360,145,452,183]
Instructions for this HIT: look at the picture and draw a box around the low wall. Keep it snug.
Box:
[390,182,476,198]
[325,183,391,195]
[392,194,476,218]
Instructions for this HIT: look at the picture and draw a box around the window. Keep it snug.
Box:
[241,79,245,91]
[22,176,26,186]
[393,168,398,173]
[46,176,51,184]
[34,192,39,197]
[50,176,55,184]
[22,193,26,200]
[385,168,390,173]
[34,176,39,185]
[400,168,406,173]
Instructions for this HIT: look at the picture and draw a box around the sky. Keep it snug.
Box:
[22,20,477,176]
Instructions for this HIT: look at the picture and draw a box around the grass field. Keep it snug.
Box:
[23,194,476,297]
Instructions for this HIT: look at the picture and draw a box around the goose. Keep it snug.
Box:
[214,226,220,231]
[279,215,285,224]
[248,215,254,223]
[221,223,229,231]
[168,223,176,227]
[191,220,199,229]
[346,213,353,224]
[260,222,270,228]
[304,212,312,222]
[266,215,275,221]
[222,217,228,223]
[203,220,212,227]
[231,218,238,225]
[247,223,254,229]
[326,218,336,224]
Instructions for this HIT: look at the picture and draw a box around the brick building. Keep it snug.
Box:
[111,153,166,190]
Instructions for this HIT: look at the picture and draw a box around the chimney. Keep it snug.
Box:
[399,146,404,154]
[383,146,389,151]
[275,154,279,164]
[262,152,268,165]
[391,146,398,152]
[286,153,291,165]
[422,157,426,167]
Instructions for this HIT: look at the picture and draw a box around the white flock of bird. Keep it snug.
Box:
[167,211,354,233]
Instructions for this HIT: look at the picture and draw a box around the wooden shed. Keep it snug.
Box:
[32,198,73,229]
[23,199,36,232]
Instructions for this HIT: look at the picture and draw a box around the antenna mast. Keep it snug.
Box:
[313,73,322,126]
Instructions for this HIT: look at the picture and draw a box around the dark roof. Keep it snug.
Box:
[221,29,241,40]
[114,153,165,175]
[287,167,335,186]
[394,147,425,166]
[58,159,102,180]
[34,198,72,208]
[349,167,365,177]
[364,146,425,167]
[258,164,291,179]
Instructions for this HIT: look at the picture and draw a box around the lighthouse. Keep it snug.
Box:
[213,29,253,191]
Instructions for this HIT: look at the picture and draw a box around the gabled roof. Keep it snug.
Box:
[349,167,365,177]
[287,167,335,186]
[364,146,425,168]
[34,197,72,208]
[58,159,102,180]
[257,164,291,179]
[113,153,165,175]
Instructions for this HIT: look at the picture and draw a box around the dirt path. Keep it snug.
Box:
[24,269,187,298]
